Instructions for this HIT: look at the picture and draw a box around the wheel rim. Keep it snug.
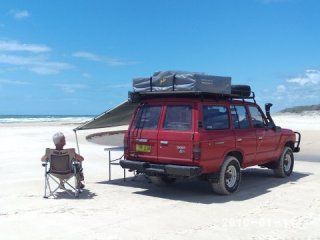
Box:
[283,152,292,173]
[225,165,237,188]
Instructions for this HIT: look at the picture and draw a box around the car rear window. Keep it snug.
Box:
[163,105,192,130]
[134,105,161,129]
[203,106,229,130]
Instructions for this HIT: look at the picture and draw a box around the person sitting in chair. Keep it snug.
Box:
[41,132,85,189]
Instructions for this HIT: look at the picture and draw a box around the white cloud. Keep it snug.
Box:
[9,9,30,20]
[82,73,92,79]
[258,68,320,111]
[110,83,131,88]
[276,85,286,93]
[287,69,320,86]
[0,54,72,75]
[0,40,71,75]
[73,51,140,66]
[73,51,101,61]
[0,40,51,53]
[30,63,72,75]
[0,78,29,85]
[0,54,37,65]
[55,84,86,93]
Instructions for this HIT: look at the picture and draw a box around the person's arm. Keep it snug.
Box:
[75,153,84,161]
[41,154,48,162]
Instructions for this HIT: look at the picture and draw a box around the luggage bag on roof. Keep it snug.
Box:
[133,71,232,95]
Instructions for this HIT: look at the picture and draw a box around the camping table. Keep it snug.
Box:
[104,146,126,181]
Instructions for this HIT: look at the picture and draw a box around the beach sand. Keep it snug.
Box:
[0,115,319,240]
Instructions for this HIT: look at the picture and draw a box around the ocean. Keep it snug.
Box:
[0,115,94,124]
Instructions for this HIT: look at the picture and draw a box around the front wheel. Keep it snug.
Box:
[274,147,294,177]
[211,156,241,195]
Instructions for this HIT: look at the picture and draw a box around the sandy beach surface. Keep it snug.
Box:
[1,114,320,240]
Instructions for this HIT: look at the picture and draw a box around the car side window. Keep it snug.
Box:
[203,105,229,130]
[231,105,250,129]
[163,105,192,130]
[248,106,267,128]
[134,105,162,129]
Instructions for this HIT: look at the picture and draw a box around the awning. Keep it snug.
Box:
[75,101,139,131]
[73,101,139,152]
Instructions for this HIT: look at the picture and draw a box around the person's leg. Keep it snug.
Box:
[76,174,85,189]
[76,162,85,189]
[59,178,65,188]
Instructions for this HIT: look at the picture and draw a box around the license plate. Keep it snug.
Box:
[136,144,151,153]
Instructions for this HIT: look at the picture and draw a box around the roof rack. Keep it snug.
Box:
[128,91,256,103]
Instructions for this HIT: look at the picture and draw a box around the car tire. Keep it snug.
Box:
[149,176,176,186]
[231,85,251,97]
[211,156,241,195]
[274,147,294,177]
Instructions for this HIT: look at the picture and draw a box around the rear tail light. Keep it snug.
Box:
[192,142,201,161]
[124,136,129,155]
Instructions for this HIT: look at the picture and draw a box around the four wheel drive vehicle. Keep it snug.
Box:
[120,71,301,195]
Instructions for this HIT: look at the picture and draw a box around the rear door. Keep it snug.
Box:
[200,104,235,173]
[157,104,194,164]
[128,104,162,162]
[231,105,257,166]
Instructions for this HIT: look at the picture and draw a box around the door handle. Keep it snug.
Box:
[215,141,225,145]
[237,138,243,142]
[160,140,169,145]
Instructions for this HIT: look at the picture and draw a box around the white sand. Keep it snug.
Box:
[0,115,319,240]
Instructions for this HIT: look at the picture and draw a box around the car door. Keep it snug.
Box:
[128,104,162,162]
[157,103,195,165]
[248,105,279,163]
[231,105,257,166]
[200,104,235,173]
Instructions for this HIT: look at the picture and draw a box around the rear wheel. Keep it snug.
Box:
[211,156,241,195]
[149,176,176,186]
[274,147,294,177]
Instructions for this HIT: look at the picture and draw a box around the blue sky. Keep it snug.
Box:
[0,0,319,115]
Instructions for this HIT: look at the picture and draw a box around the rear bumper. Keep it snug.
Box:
[120,159,202,177]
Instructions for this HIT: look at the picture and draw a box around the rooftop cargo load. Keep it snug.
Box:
[133,70,232,95]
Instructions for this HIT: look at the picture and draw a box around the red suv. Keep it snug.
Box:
[120,72,300,195]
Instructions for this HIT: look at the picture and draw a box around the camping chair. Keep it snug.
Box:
[42,148,81,198]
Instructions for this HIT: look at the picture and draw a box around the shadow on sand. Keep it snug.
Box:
[98,168,310,204]
[54,188,97,200]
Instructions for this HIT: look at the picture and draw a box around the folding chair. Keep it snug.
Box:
[42,148,81,198]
